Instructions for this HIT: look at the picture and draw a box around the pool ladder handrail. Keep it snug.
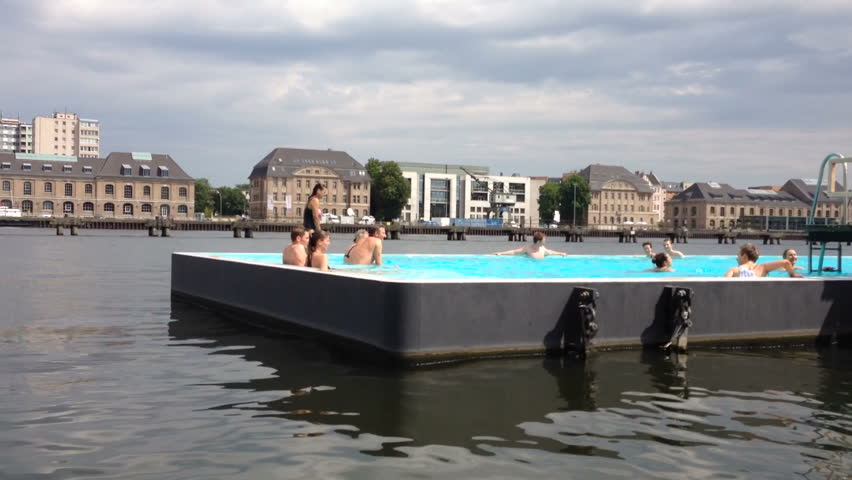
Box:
[807,153,847,274]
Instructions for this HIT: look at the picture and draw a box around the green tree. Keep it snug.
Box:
[195,178,214,216]
[214,186,249,216]
[366,158,411,221]
[538,182,561,223]
[558,175,591,226]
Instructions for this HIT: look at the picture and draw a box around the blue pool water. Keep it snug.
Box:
[205,253,852,280]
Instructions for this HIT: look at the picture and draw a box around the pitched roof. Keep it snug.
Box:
[661,181,685,193]
[781,178,844,204]
[99,152,193,180]
[250,147,370,181]
[0,152,193,180]
[578,164,653,193]
[671,182,804,205]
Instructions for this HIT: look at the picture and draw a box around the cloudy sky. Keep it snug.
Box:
[2,0,851,187]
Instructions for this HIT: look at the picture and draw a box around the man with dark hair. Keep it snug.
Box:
[283,226,310,266]
[642,242,654,258]
[344,225,384,265]
[493,231,569,258]
[662,238,685,258]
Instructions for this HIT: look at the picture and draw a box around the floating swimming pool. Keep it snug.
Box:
[203,253,851,280]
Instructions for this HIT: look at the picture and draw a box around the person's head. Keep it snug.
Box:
[376,226,386,240]
[311,183,327,198]
[642,242,653,254]
[309,231,331,252]
[652,252,672,269]
[353,229,368,243]
[533,231,546,244]
[290,226,306,243]
[663,238,673,249]
[738,243,760,263]
[366,226,378,237]
[782,248,798,265]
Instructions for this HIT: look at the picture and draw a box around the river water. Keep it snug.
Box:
[1,229,850,479]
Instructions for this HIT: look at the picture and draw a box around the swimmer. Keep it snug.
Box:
[724,243,802,278]
[781,248,805,271]
[344,225,384,265]
[642,242,654,258]
[308,230,332,271]
[663,238,685,258]
[283,226,310,266]
[493,231,569,258]
[650,252,674,272]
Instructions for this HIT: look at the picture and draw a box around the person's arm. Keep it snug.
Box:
[544,248,569,256]
[724,266,739,278]
[670,249,685,258]
[372,240,383,265]
[494,248,523,255]
[756,259,803,278]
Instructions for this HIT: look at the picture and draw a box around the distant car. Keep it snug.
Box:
[321,213,340,224]
[358,215,375,225]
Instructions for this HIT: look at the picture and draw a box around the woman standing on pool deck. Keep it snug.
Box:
[308,231,332,271]
[725,243,801,278]
[303,183,327,232]
[493,232,569,258]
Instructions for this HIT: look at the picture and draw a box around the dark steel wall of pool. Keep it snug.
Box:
[171,254,852,361]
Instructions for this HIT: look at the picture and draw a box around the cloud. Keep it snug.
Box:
[2,0,851,187]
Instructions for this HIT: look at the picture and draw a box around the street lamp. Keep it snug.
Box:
[572,183,577,227]
[216,189,223,217]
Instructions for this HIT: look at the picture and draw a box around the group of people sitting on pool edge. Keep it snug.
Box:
[282,225,386,272]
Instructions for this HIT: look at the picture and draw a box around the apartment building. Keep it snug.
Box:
[247,147,371,220]
[33,112,100,158]
[0,117,33,153]
[580,164,657,228]
[461,174,532,225]
[0,151,195,218]
[397,162,489,222]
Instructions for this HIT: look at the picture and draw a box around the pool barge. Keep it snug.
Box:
[171,253,852,364]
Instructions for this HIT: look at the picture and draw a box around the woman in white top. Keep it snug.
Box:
[724,243,802,278]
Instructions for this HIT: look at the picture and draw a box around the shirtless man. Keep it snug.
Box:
[662,238,685,258]
[283,226,310,266]
[642,242,654,258]
[344,225,384,265]
[493,231,569,258]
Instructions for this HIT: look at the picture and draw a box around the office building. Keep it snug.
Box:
[33,112,100,158]
[0,117,33,153]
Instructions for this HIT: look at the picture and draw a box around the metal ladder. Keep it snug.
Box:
[807,153,850,274]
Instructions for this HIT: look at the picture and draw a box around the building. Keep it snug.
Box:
[397,162,489,222]
[0,117,33,153]
[33,112,100,158]
[661,180,688,201]
[636,171,665,224]
[0,151,194,218]
[528,176,549,226]
[579,164,657,228]
[662,179,844,230]
[460,173,532,225]
[247,147,371,221]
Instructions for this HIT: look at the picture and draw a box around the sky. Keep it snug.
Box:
[2,0,851,188]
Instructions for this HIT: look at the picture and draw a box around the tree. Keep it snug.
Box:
[366,158,411,221]
[195,179,214,215]
[558,175,592,226]
[214,186,248,216]
[538,182,561,224]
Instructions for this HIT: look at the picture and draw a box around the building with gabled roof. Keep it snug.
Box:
[248,147,371,220]
[578,164,657,228]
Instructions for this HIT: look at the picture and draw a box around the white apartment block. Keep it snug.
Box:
[0,118,33,154]
[422,173,458,220]
[33,112,100,158]
[399,171,419,222]
[461,174,532,226]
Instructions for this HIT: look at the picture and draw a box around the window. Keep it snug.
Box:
[123,204,133,215]
[43,201,53,211]
[63,201,74,213]
[83,166,93,174]
[1,181,9,192]
[177,205,188,214]
[121,164,132,176]
[42,164,53,172]
[750,207,755,215]
[157,166,169,177]
[160,186,169,200]
[85,184,93,194]
[143,186,151,196]
[124,185,133,198]
[141,204,152,213]
[21,200,32,213]
[179,187,187,198]
[332,208,337,215]
[140,165,151,177]
[104,203,115,212]
[710,206,715,214]
[673,206,679,216]
[63,165,72,173]
[83,202,94,212]
[23,182,32,195]
[297,179,301,188]
[65,183,73,196]
[297,207,302,216]
[709,219,715,228]
[105,184,114,195]
[160,205,170,216]
[1,162,10,170]
[22,163,31,171]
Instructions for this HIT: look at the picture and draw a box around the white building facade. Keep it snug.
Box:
[461,174,532,226]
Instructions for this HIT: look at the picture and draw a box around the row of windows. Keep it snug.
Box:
[592,216,640,224]
[672,205,839,218]
[264,207,370,217]
[2,181,187,199]
[593,204,647,212]
[0,199,189,215]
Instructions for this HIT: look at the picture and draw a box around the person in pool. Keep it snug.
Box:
[344,225,384,265]
[283,226,310,266]
[493,231,569,258]
[308,230,332,271]
[781,248,805,271]
[642,242,655,258]
[662,238,685,258]
[724,243,802,278]
[650,252,674,272]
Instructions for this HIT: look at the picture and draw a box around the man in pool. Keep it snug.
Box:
[663,238,685,258]
[642,242,654,258]
[283,226,310,266]
[650,252,674,272]
[345,225,384,265]
[493,231,569,258]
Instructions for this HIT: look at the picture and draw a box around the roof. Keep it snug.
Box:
[781,178,844,204]
[661,180,686,193]
[578,164,653,193]
[0,152,192,180]
[250,147,370,181]
[670,182,805,205]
